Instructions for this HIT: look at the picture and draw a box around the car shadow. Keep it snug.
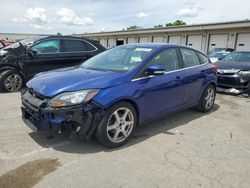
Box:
[29,104,220,154]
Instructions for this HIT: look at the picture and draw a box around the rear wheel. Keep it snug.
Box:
[0,70,23,92]
[195,84,216,112]
[95,102,137,148]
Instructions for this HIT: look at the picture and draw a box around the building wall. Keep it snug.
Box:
[83,25,250,53]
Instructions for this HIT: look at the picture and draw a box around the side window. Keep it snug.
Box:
[147,48,179,72]
[32,40,60,54]
[180,48,200,68]
[62,39,96,52]
[197,52,209,64]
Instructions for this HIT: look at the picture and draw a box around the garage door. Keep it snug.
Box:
[236,33,250,51]
[127,37,137,44]
[209,34,229,51]
[100,38,107,48]
[187,35,203,51]
[153,36,164,43]
[168,36,182,44]
[139,37,150,43]
[107,38,116,48]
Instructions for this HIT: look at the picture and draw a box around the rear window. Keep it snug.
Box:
[62,39,96,52]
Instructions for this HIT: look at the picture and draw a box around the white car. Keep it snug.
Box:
[209,52,230,63]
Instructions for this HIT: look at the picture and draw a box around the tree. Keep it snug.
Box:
[126,25,143,30]
[165,20,186,27]
[154,24,164,28]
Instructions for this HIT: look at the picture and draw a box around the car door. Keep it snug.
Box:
[143,48,185,120]
[59,39,97,67]
[25,39,61,79]
[178,48,208,104]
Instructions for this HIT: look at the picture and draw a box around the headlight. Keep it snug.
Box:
[239,70,250,75]
[239,71,250,83]
[48,89,100,107]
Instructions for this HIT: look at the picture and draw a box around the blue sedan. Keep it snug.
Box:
[21,44,217,148]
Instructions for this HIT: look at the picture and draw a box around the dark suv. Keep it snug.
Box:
[0,36,105,92]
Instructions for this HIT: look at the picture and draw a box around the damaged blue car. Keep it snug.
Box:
[21,44,217,148]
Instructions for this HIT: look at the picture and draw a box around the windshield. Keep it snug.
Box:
[222,52,250,62]
[209,53,228,58]
[81,46,154,72]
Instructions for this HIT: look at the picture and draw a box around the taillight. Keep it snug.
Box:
[211,64,217,73]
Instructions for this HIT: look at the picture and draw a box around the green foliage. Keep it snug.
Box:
[126,25,143,30]
[154,24,164,28]
[165,20,186,27]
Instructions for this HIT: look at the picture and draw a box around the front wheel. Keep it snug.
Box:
[95,102,137,148]
[195,84,216,113]
[0,70,23,92]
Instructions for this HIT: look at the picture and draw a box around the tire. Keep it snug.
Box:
[95,102,137,148]
[195,84,216,113]
[0,69,23,92]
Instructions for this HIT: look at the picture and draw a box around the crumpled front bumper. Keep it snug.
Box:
[21,89,104,138]
[217,73,250,95]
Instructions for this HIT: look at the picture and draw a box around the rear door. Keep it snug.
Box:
[60,39,97,67]
[25,39,61,79]
[179,48,209,104]
[143,48,185,119]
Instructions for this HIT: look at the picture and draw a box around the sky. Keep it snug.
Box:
[1,0,250,35]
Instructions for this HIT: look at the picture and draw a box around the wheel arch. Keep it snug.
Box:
[106,98,140,125]
[0,66,24,79]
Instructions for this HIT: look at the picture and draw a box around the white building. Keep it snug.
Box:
[80,20,250,53]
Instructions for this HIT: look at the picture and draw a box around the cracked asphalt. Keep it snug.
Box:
[0,93,250,188]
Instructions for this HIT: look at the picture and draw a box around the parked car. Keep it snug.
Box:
[0,36,106,92]
[215,51,250,95]
[209,52,231,63]
[0,40,6,49]
[207,48,234,56]
[21,44,217,148]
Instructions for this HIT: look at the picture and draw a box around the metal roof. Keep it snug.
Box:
[80,20,250,37]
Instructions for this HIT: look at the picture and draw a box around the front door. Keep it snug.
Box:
[143,48,185,119]
[25,39,61,79]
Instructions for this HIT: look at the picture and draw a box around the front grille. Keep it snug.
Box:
[22,89,48,115]
[217,76,238,86]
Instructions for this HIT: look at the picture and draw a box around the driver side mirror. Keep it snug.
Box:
[27,47,37,58]
[147,65,166,76]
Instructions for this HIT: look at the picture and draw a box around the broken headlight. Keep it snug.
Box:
[239,70,250,83]
[48,89,100,107]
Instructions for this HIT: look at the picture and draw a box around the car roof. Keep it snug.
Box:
[123,43,193,49]
[44,35,91,40]
[122,43,206,54]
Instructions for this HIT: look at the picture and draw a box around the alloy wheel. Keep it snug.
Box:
[4,74,22,92]
[106,107,134,143]
[204,87,215,110]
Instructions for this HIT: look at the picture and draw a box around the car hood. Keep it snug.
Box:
[215,61,250,71]
[0,44,25,62]
[27,66,127,97]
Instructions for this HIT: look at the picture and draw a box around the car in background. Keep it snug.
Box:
[209,52,231,63]
[215,51,250,95]
[21,44,217,148]
[207,48,234,56]
[0,35,106,92]
[0,40,6,49]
